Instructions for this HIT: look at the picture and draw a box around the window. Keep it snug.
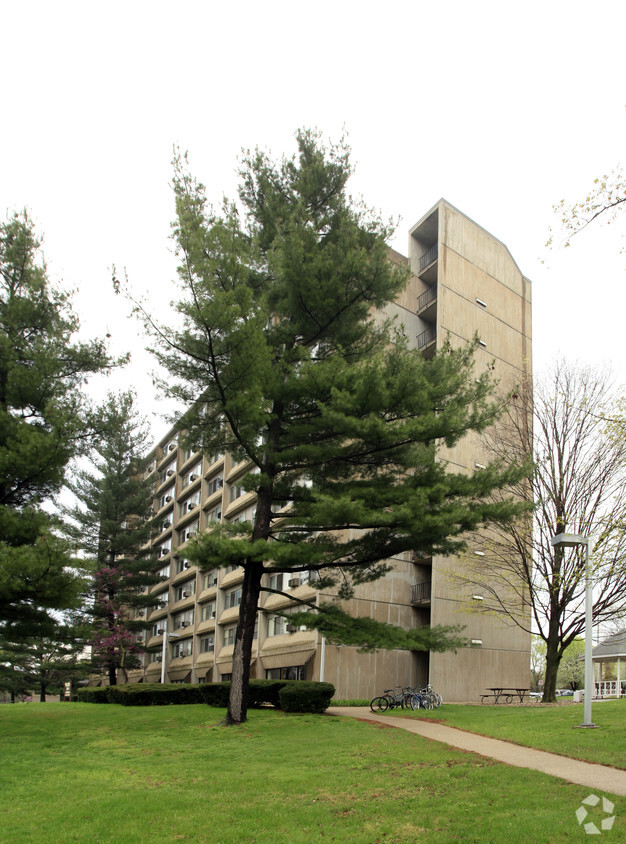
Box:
[224,588,242,610]
[207,506,222,524]
[159,486,175,510]
[202,570,218,589]
[230,504,256,524]
[230,484,247,503]
[267,615,286,637]
[176,580,196,602]
[222,625,236,646]
[175,557,193,574]
[179,491,201,517]
[173,609,194,629]
[156,564,170,579]
[178,518,199,545]
[151,621,166,637]
[207,473,223,496]
[159,459,177,487]
[268,572,283,592]
[267,608,308,636]
[200,635,215,653]
[201,601,216,621]
[266,666,306,681]
[172,639,193,658]
[155,590,169,608]
[159,540,172,557]
[181,462,202,490]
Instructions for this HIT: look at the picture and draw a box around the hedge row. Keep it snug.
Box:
[76,679,335,713]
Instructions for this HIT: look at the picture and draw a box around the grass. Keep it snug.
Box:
[1,703,623,843]
[389,700,626,769]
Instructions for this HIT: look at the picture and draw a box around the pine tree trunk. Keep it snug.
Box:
[40,682,47,702]
[225,560,263,725]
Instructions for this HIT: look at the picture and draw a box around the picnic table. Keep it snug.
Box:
[481,687,530,705]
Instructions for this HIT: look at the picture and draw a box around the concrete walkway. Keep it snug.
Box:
[326,706,626,796]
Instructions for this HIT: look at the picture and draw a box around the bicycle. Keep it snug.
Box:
[405,684,442,711]
[370,686,411,713]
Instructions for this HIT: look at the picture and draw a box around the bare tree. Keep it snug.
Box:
[461,361,626,702]
[548,166,626,248]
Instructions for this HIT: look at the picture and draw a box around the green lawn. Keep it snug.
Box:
[0,703,623,843]
[389,700,626,769]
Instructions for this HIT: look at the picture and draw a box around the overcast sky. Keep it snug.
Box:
[2,0,625,443]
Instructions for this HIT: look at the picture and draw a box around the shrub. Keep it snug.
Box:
[77,679,334,710]
[279,682,335,713]
[76,687,110,703]
[199,682,230,708]
[108,684,205,706]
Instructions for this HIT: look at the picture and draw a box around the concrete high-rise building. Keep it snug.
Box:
[125,200,532,702]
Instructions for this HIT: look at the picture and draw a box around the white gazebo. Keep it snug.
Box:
[592,630,626,698]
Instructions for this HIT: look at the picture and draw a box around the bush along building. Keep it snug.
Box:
[115,199,534,703]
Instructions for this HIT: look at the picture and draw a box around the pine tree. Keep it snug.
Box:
[65,391,159,685]
[146,131,527,724]
[0,614,90,702]
[0,210,118,632]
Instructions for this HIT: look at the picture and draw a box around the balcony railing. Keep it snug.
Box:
[411,582,432,604]
[419,244,438,273]
[417,285,437,312]
[417,326,436,349]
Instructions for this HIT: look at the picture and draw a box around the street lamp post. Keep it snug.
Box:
[550,532,595,727]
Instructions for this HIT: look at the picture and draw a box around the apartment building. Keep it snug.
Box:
[127,200,532,702]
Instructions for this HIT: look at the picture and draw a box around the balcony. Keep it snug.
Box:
[417,326,436,351]
[411,582,432,605]
[419,244,438,273]
[417,284,437,325]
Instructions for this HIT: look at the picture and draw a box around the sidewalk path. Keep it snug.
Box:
[326,706,626,796]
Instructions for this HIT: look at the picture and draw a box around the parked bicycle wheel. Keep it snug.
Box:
[407,693,420,710]
[370,696,389,713]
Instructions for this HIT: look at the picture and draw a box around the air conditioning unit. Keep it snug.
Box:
[181,621,188,628]
[289,578,301,588]
[190,473,198,481]
[210,610,216,619]
[187,502,195,512]
[182,591,189,598]
[286,624,296,633]
[168,443,176,452]
[165,495,172,502]
[162,520,171,529]
[185,532,191,540]
[184,561,191,569]
[167,469,174,477]
[157,628,164,635]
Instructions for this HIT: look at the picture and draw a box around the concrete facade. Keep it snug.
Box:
[125,200,532,703]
